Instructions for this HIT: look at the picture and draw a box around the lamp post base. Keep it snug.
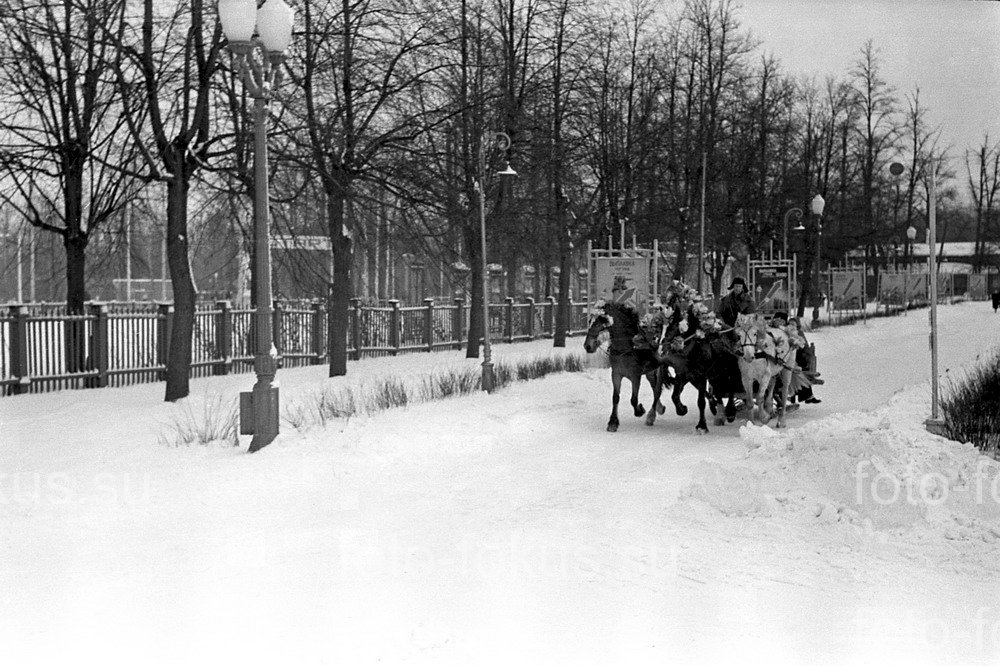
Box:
[241,374,280,452]
[924,417,948,437]
[481,360,495,393]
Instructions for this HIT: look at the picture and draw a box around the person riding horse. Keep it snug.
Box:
[718,276,756,327]
[719,276,756,354]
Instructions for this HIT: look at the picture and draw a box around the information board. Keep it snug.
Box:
[748,260,796,316]
[829,270,865,311]
[592,256,651,312]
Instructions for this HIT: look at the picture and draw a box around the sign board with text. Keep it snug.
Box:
[748,260,796,316]
[589,242,659,314]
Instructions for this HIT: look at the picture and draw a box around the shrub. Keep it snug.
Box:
[158,394,239,447]
[284,352,587,432]
[367,378,409,412]
[941,352,1000,457]
[285,386,358,430]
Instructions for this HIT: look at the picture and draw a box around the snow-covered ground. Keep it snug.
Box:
[3,301,1000,665]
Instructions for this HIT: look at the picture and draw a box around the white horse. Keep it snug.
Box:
[734,313,794,426]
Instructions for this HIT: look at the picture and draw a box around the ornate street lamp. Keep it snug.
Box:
[474,132,516,392]
[220,0,294,453]
[782,207,803,259]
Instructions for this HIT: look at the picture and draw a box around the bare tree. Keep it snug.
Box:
[112,0,226,401]
[0,0,140,310]
[284,0,446,375]
[849,39,902,273]
[965,135,1000,270]
[0,0,142,371]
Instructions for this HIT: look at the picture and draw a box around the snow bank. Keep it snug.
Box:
[680,388,1000,571]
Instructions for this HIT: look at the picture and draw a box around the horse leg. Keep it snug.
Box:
[725,394,737,422]
[671,376,689,416]
[775,370,790,428]
[654,368,666,414]
[645,368,661,426]
[630,371,646,417]
[695,378,709,434]
[608,368,622,432]
[741,372,758,424]
[760,375,778,424]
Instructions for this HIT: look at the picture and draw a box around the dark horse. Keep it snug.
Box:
[583,301,663,432]
[645,310,742,434]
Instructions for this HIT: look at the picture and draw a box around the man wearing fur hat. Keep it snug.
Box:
[718,276,756,327]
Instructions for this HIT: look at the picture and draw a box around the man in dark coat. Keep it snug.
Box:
[718,276,756,327]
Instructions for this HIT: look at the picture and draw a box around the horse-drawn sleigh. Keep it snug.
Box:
[583,283,822,433]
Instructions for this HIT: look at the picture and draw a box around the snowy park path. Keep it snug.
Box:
[2,301,1000,665]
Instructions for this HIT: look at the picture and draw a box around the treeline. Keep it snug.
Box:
[0,0,997,401]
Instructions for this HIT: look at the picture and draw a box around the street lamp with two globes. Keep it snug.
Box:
[218,0,295,452]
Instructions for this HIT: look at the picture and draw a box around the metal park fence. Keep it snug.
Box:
[0,296,590,397]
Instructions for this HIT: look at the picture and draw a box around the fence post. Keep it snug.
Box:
[92,303,109,388]
[504,296,514,343]
[424,298,435,351]
[546,295,556,337]
[526,297,535,340]
[312,300,326,364]
[215,300,232,375]
[272,299,283,368]
[9,305,30,394]
[452,298,464,350]
[156,303,172,381]
[389,299,401,356]
[350,298,362,360]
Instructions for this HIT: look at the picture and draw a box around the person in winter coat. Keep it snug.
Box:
[787,316,821,404]
[718,276,756,327]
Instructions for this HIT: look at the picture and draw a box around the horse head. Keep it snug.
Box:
[585,301,640,355]
[765,324,795,364]
[734,313,767,362]
[584,306,614,353]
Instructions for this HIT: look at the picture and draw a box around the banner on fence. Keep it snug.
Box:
[830,270,865,311]
[878,272,907,305]
[906,273,927,302]
[748,260,795,316]
[937,273,954,301]
[969,273,987,300]
[592,256,652,312]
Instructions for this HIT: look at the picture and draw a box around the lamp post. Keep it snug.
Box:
[926,164,944,431]
[474,131,516,392]
[809,194,825,324]
[220,0,294,453]
[890,160,943,432]
[782,207,802,259]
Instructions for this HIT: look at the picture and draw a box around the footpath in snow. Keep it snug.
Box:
[2,301,1000,665]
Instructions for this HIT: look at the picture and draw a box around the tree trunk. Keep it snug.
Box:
[327,183,351,377]
[164,178,197,402]
[63,231,88,373]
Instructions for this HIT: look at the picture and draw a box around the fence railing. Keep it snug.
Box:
[0,296,590,397]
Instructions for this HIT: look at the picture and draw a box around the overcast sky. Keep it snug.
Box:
[734,0,1000,161]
